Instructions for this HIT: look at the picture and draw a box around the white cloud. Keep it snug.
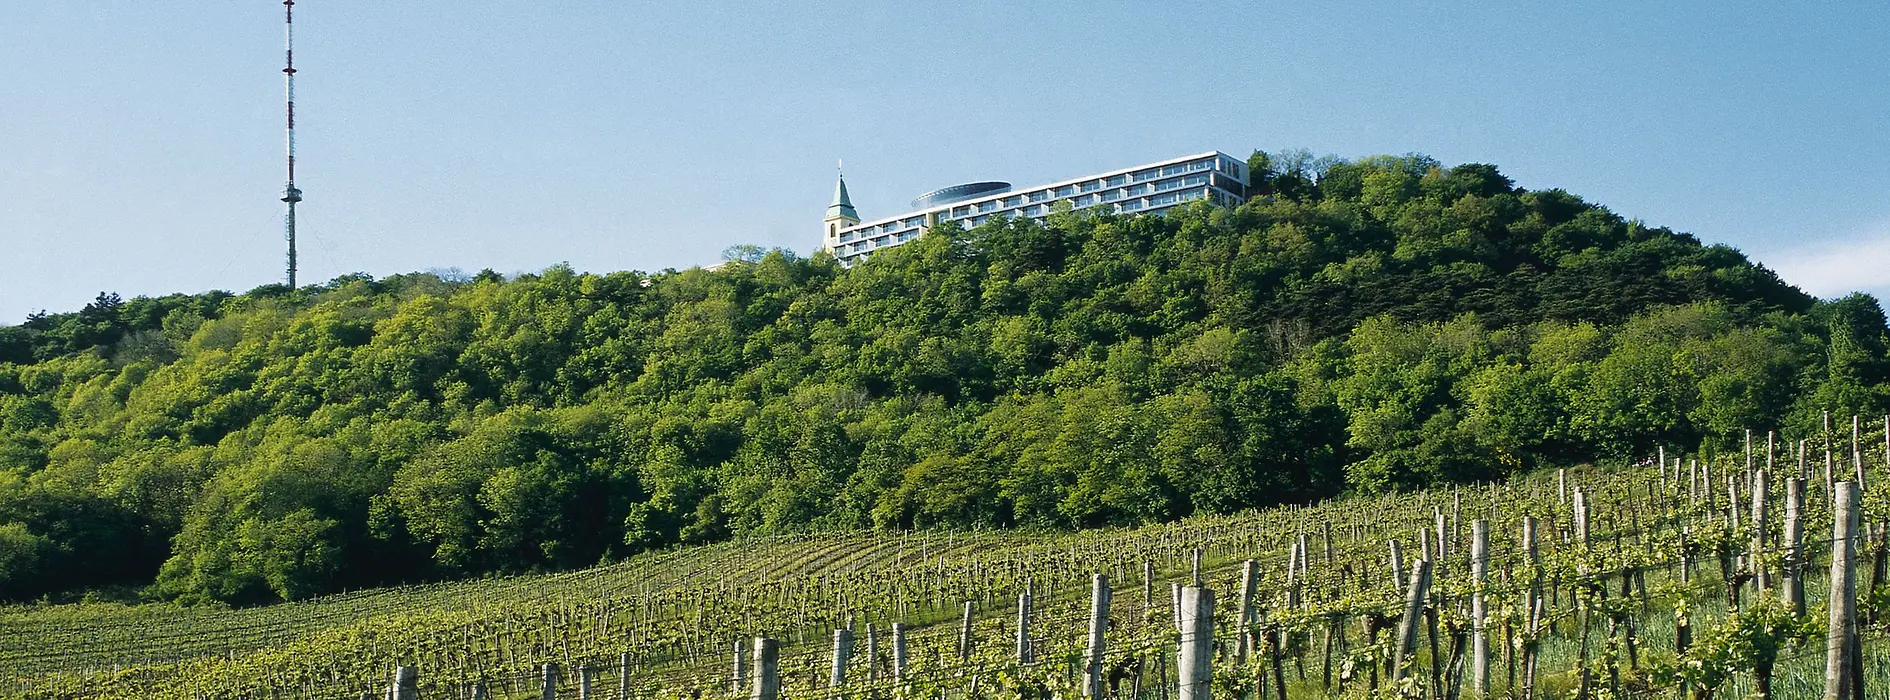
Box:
[1763,221,1890,299]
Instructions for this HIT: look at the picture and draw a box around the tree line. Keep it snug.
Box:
[0,152,1881,605]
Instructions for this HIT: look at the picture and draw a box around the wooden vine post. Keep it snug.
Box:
[830,627,853,692]
[1084,574,1111,698]
[1177,586,1214,700]
[891,623,908,690]
[751,638,779,700]
[1574,488,1590,545]
[1016,589,1033,664]
[540,662,560,700]
[1172,582,1184,633]
[1523,515,1540,615]
[866,623,879,685]
[1236,559,1258,664]
[1855,415,1866,488]
[1746,429,1755,486]
[957,601,974,661]
[1389,538,1405,591]
[1471,519,1490,696]
[1783,478,1806,617]
[1752,470,1769,591]
[616,651,630,700]
[730,638,747,695]
[1824,482,1860,700]
[1392,559,1433,684]
[1432,508,1447,580]
[1825,411,1836,496]
[389,666,418,700]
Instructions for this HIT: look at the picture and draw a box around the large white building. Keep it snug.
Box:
[824,151,1250,265]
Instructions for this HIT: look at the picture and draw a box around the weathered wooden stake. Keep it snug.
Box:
[1825,411,1836,495]
[957,600,974,660]
[830,628,854,691]
[1783,478,1806,616]
[1299,532,1311,580]
[1523,595,1549,700]
[1286,537,1299,590]
[389,666,418,700]
[1753,470,1769,591]
[1236,559,1258,664]
[866,622,879,684]
[891,623,908,689]
[1746,428,1755,482]
[752,638,779,700]
[1471,519,1490,696]
[541,662,560,700]
[617,651,630,700]
[1392,559,1433,683]
[1435,507,1449,577]
[1824,482,1860,700]
[1016,590,1032,664]
[731,639,748,695]
[1178,586,1215,700]
[1523,516,1540,616]
[1389,538,1405,591]
[1852,415,1866,488]
[1574,488,1590,545]
[1085,574,1112,697]
[1172,581,1184,632]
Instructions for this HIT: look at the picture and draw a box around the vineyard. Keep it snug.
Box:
[5,426,1890,699]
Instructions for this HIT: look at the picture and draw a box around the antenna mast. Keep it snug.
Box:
[280,0,302,288]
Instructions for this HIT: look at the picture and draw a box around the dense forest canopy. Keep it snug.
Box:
[0,152,1884,605]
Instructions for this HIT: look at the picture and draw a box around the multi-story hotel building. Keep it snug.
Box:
[824,151,1250,266]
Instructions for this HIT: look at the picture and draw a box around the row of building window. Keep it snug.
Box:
[859,158,1231,232]
[839,185,1233,258]
[836,155,1248,259]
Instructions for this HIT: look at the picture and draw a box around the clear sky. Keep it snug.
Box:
[4,2,1887,323]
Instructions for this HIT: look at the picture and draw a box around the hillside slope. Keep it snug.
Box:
[0,152,1884,605]
[3,462,1886,699]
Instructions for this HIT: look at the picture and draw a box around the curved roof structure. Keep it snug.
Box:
[911,181,1011,210]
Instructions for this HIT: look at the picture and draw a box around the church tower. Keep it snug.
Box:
[825,166,859,250]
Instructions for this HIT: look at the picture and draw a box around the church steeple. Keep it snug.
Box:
[824,163,859,243]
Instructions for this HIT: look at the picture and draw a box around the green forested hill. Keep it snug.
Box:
[0,152,1883,605]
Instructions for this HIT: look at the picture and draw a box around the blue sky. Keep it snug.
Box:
[3,2,1887,323]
